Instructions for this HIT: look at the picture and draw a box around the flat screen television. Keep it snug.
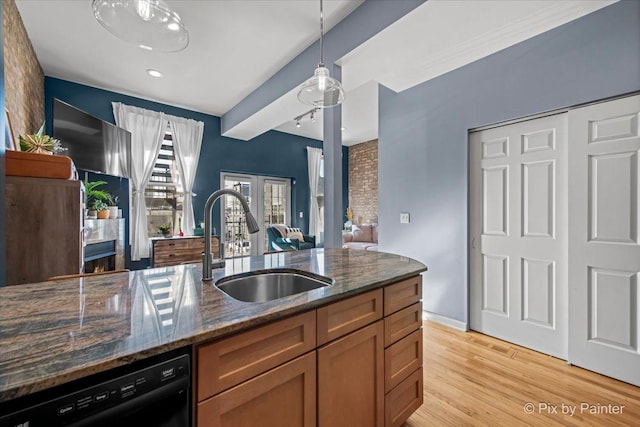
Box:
[53,99,131,178]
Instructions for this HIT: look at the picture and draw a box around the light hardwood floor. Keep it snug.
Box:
[405,321,640,426]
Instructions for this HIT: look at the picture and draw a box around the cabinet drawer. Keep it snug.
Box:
[198,352,316,427]
[384,328,422,392]
[197,311,316,401]
[384,302,422,347]
[384,276,422,316]
[317,289,383,346]
[385,367,423,427]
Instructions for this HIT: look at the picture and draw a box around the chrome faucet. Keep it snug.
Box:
[202,189,260,281]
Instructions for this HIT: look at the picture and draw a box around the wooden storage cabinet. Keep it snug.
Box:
[150,236,220,267]
[5,177,83,285]
[195,274,424,427]
[317,289,383,345]
[318,321,385,427]
[197,311,316,400]
[198,352,316,427]
[385,367,423,427]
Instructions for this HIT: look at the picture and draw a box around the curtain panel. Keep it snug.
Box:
[307,147,323,242]
[168,116,204,236]
[112,102,167,260]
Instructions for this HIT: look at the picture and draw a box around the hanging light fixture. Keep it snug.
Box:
[92,0,189,52]
[297,0,345,108]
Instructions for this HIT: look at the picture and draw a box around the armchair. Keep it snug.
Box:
[267,224,316,251]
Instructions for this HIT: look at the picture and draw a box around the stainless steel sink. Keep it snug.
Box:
[215,270,333,302]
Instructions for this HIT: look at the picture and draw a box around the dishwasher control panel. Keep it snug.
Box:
[0,354,190,427]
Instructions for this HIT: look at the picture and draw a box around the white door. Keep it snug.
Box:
[568,95,640,386]
[221,173,292,257]
[470,113,568,359]
[221,174,259,258]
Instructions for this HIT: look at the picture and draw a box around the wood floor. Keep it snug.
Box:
[405,321,640,426]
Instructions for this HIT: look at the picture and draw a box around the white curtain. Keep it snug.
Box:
[307,147,323,241]
[113,102,167,260]
[168,115,204,236]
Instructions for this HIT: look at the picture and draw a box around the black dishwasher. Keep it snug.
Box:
[0,347,190,427]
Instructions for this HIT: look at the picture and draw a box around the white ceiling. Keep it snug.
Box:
[17,0,616,146]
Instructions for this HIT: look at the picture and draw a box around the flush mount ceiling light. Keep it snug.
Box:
[146,68,163,77]
[92,0,189,52]
[297,0,345,108]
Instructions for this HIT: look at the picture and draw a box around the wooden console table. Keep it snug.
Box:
[150,236,220,267]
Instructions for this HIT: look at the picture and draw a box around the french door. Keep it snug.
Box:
[221,173,291,257]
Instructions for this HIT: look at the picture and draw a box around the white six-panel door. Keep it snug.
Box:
[568,95,640,386]
[470,113,568,359]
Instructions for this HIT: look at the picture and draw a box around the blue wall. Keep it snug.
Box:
[45,77,347,267]
[378,0,640,323]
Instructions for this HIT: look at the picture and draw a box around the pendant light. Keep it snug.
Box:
[297,0,345,108]
[92,0,189,52]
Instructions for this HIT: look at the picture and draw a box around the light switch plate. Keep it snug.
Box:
[400,213,410,224]
[299,212,304,218]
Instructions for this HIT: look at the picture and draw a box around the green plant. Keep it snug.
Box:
[19,123,66,154]
[85,181,113,208]
[158,224,171,233]
[91,200,109,212]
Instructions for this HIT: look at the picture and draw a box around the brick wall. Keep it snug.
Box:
[3,0,44,140]
[348,139,378,225]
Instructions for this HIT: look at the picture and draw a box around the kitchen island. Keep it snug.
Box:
[0,248,427,426]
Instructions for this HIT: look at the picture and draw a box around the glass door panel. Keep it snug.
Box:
[221,174,291,257]
[262,179,291,253]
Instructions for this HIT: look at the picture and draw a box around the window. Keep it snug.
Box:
[145,128,183,237]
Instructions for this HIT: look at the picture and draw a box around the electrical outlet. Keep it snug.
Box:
[400,213,410,224]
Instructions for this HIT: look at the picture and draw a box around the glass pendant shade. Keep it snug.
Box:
[298,66,345,107]
[92,0,189,52]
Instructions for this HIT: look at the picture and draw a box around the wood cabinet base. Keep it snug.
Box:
[385,367,423,427]
[198,352,316,427]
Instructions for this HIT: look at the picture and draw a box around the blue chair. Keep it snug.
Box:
[267,225,315,251]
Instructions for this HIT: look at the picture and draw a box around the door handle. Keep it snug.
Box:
[471,237,476,249]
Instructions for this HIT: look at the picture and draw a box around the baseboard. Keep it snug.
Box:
[422,311,469,331]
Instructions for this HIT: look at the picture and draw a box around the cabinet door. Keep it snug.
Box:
[318,321,384,427]
[198,352,316,427]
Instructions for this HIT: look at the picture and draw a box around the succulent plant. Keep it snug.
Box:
[18,123,67,154]
[158,224,171,232]
[91,199,109,212]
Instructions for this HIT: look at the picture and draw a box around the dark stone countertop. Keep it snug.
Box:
[0,248,427,402]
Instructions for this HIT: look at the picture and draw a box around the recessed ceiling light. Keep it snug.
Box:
[341,127,346,131]
[139,44,153,50]
[147,69,163,78]
[167,22,180,31]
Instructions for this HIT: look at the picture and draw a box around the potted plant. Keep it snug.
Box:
[158,224,172,238]
[92,200,110,219]
[19,123,67,154]
[85,181,113,218]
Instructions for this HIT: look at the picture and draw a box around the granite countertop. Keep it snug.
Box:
[0,248,427,402]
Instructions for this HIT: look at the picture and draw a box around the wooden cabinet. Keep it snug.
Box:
[5,177,83,285]
[198,352,316,427]
[150,236,220,267]
[198,311,316,400]
[317,289,383,345]
[195,274,424,427]
[383,276,423,427]
[318,321,385,427]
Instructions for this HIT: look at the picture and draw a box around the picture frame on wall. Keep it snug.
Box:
[5,109,19,151]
